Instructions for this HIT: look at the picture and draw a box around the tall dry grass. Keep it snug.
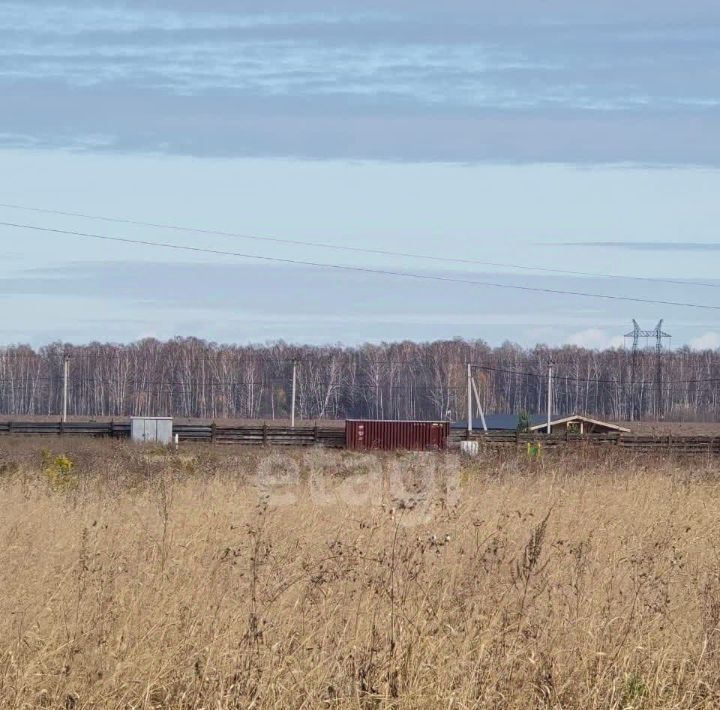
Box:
[1,441,720,708]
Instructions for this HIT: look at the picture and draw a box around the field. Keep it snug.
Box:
[618,421,720,437]
[2,441,720,708]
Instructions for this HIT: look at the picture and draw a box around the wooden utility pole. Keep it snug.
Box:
[546,360,554,434]
[62,352,69,423]
[467,364,488,436]
[467,363,472,439]
[471,376,488,433]
[291,360,297,428]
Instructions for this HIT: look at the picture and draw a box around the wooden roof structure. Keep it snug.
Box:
[453,414,630,433]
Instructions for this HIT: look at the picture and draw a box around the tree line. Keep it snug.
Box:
[0,337,718,422]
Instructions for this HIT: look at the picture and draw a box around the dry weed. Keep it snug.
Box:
[0,442,718,707]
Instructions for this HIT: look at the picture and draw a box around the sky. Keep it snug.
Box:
[0,0,719,349]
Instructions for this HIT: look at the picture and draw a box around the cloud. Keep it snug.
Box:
[0,258,711,345]
[565,329,625,349]
[0,259,674,318]
[0,261,612,345]
[75,0,720,24]
[1,1,720,163]
[689,332,720,350]
[4,84,720,164]
[559,242,720,252]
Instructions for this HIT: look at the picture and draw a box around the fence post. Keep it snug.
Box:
[211,422,216,445]
[59,418,64,436]
[314,423,319,444]
[263,422,268,445]
[7,420,12,435]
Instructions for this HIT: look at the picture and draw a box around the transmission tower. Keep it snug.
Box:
[624,319,672,420]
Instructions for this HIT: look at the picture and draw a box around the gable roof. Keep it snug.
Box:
[528,414,630,433]
[452,414,545,430]
[452,413,630,433]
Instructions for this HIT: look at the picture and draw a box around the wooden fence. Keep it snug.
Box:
[0,421,346,448]
[449,430,720,454]
[176,424,346,448]
[0,420,719,455]
[0,421,132,437]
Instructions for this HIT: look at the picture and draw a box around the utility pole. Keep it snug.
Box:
[546,360,554,434]
[62,352,69,423]
[467,363,472,439]
[627,319,640,421]
[470,376,488,433]
[290,360,297,429]
[466,364,488,435]
[655,319,667,419]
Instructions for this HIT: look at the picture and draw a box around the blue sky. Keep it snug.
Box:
[0,1,719,348]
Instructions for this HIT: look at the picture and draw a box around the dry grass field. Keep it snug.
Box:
[619,421,720,437]
[2,440,720,708]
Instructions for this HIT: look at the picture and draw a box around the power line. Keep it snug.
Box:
[0,201,717,289]
[5,349,720,386]
[3,220,720,312]
[2,367,720,388]
[0,376,467,390]
[471,364,683,386]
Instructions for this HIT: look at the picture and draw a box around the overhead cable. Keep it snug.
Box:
[0,202,716,289]
[2,220,720,312]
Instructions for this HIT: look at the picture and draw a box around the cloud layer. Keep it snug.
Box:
[0,258,715,346]
[1,1,719,163]
[689,332,720,351]
[565,329,625,350]
[560,242,720,252]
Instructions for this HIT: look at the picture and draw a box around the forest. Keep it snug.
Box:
[0,337,718,422]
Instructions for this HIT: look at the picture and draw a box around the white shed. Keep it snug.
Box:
[131,417,173,445]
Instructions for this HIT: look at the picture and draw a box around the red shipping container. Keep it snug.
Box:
[345,419,449,452]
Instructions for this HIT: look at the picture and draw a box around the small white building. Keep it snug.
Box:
[131,417,173,444]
